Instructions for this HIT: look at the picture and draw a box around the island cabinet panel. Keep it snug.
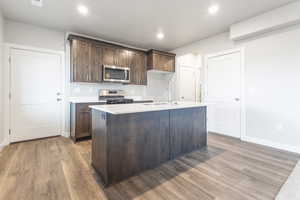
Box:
[170,107,207,159]
[91,106,207,187]
[91,110,108,184]
[107,111,170,185]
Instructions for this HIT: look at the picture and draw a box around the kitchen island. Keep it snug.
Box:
[90,102,207,186]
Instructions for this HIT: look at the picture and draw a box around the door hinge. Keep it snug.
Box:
[9,56,11,64]
[9,93,12,100]
[9,129,11,135]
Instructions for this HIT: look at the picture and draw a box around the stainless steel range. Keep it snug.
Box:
[99,89,134,104]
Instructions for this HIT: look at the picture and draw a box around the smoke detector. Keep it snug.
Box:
[31,0,43,7]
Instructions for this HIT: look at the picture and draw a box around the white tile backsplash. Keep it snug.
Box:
[69,72,173,102]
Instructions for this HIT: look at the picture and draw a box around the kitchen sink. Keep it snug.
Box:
[143,102,179,106]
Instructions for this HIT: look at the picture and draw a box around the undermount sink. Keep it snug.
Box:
[143,102,179,106]
[143,103,168,106]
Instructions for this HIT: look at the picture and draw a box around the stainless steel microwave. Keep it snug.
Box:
[103,65,130,83]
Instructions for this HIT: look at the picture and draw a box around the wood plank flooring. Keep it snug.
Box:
[0,133,299,200]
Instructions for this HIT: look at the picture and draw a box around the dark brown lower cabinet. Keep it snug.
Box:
[70,102,105,142]
[91,107,207,186]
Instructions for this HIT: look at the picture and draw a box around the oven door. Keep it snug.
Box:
[103,65,130,83]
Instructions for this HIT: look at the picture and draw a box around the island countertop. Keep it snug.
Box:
[89,102,206,114]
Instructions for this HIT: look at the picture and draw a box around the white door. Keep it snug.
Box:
[205,51,242,138]
[179,67,197,101]
[10,48,63,142]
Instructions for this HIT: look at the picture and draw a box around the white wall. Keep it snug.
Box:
[0,10,4,147]
[230,1,300,40]
[3,20,172,139]
[4,20,65,51]
[173,24,300,153]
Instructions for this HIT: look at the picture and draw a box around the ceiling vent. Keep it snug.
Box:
[31,0,43,7]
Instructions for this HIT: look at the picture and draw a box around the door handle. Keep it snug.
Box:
[57,98,62,102]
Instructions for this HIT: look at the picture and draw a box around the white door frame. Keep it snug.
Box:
[204,48,246,139]
[178,64,201,102]
[2,43,66,146]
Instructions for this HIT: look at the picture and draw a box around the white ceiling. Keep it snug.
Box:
[0,0,297,51]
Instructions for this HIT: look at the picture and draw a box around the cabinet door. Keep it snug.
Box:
[102,46,116,66]
[90,44,103,82]
[163,55,175,72]
[131,52,147,85]
[156,54,175,72]
[76,111,91,138]
[147,50,175,72]
[115,48,129,67]
[170,108,207,159]
[153,53,160,70]
[138,53,147,85]
[130,52,139,85]
[71,39,91,82]
[127,50,135,69]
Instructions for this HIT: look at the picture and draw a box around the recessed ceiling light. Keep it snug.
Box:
[77,5,89,16]
[157,32,164,40]
[31,0,43,7]
[208,5,219,15]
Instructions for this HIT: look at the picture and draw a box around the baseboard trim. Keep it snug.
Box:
[0,140,9,152]
[242,136,300,154]
[61,131,70,138]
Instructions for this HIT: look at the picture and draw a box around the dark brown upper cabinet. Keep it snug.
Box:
[70,39,91,82]
[102,45,116,66]
[130,51,147,85]
[70,38,103,83]
[69,35,148,85]
[102,46,130,67]
[90,44,103,82]
[115,48,129,68]
[147,50,176,72]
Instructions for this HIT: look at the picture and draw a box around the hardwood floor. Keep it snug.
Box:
[0,133,299,200]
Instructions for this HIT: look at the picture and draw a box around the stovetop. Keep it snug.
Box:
[106,98,134,104]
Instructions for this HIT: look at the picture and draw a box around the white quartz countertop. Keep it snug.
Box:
[69,97,106,103]
[89,102,207,115]
[69,97,153,103]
